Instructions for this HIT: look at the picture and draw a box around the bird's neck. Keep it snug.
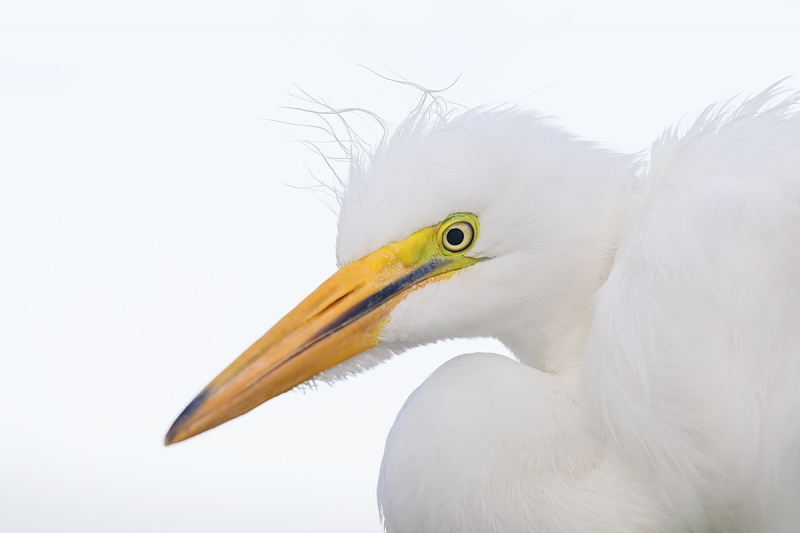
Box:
[541,311,596,371]
[500,174,638,373]
[498,308,594,372]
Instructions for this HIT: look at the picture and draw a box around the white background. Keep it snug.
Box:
[1,1,798,531]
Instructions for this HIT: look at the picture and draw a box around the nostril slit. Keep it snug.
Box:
[318,287,359,316]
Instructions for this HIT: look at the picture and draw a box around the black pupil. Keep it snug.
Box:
[446,227,465,247]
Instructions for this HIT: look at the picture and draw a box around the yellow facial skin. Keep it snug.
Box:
[165,213,481,445]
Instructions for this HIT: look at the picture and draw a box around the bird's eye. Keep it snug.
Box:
[442,221,475,253]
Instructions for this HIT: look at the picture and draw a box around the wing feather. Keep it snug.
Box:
[586,85,800,531]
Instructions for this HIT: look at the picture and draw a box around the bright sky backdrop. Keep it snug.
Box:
[2,1,799,531]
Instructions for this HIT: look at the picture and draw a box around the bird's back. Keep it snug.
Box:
[586,85,800,531]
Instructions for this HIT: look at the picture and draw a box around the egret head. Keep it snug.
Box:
[166,100,636,445]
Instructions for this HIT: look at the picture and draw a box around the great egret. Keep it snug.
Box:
[166,84,800,532]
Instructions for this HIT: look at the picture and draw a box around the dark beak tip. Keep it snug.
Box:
[164,388,211,446]
[164,425,183,446]
[164,420,185,446]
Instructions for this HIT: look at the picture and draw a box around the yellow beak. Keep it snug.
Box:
[165,218,480,445]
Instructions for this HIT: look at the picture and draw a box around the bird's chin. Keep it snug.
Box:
[311,345,399,385]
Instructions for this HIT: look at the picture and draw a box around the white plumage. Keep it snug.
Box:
[316,84,800,532]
